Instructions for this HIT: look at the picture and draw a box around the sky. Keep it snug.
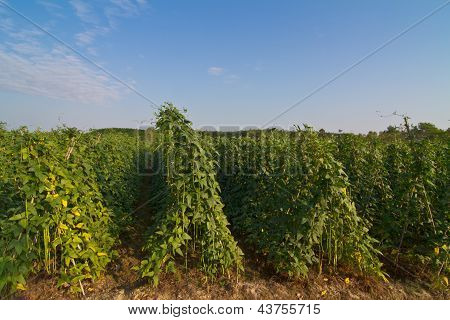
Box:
[0,0,449,133]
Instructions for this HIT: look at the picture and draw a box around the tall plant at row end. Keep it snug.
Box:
[138,104,243,285]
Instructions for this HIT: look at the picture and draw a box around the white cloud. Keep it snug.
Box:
[6,29,44,42]
[74,27,108,46]
[6,41,44,55]
[69,1,147,47]
[0,46,120,104]
[75,30,95,46]
[86,47,98,56]
[110,0,139,14]
[0,14,120,104]
[208,66,224,76]
[105,0,148,28]
[0,0,149,104]
[69,0,98,24]
[224,74,240,84]
[0,17,14,32]
[37,0,63,11]
[37,0,64,18]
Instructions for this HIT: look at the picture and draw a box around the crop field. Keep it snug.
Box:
[0,104,448,299]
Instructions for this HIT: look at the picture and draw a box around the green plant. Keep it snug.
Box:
[0,127,143,296]
[334,126,449,282]
[216,128,385,278]
[138,104,243,285]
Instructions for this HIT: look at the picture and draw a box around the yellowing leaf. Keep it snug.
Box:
[355,251,362,263]
[434,247,440,255]
[97,252,107,257]
[61,199,68,208]
[75,223,84,229]
[443,276,448,286]
[16,283,27,291]
[321,290,327,296]
[59,223,68,230]
[73,210,80,217]
[83,233,92,241]
[345,277,350,284]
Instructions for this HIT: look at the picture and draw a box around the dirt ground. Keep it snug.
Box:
[13,176,449,300]
[15,248,447,300]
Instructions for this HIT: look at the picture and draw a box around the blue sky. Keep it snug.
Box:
[0,0,449,132]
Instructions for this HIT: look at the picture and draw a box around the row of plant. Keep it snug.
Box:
[207,122,448,286]
[334,130,449,286]
[139,108,447,287]
[1,108,447,295]
[0,125,143,296]
[138,104,243,286]
[213,128,385,279]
